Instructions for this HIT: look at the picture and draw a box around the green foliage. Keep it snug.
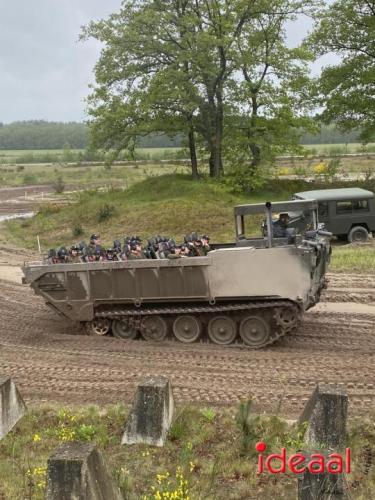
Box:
[235,399,256,455]
[72,222,84,237]
[200,408,216,423]
[308,0,375,142]
[52,176,65,194]
[222,162,269,194]
[325,158,342,181]
[97,203,116,222]
[0,121,88,150]
[22,173,37,185]
[82,0,318,177]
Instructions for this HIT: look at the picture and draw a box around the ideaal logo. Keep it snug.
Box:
[256,442,351,474]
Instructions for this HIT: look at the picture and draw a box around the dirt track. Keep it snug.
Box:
[0,250,375,417]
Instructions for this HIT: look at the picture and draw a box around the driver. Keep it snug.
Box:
[273,213,290,237]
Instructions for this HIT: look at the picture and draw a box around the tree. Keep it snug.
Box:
[83,0,317,179]
[308,0,375,142]
[227,0,317,169]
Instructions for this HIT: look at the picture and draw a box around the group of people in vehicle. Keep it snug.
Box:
[47,232,211,263]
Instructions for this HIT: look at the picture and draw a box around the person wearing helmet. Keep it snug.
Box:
[57,246,68,263]
[273,213,290,238]
[89,234,101,249]
[200,234,211,255]
[68,245,81,263]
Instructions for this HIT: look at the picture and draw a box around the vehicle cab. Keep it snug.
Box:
[292,188,375,243]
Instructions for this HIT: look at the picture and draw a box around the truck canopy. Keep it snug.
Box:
[293,188,374,202]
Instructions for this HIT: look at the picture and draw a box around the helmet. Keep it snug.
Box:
[57,247,68,258]
[90,234,100,243]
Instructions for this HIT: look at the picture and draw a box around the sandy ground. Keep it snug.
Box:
[0,246,374,418]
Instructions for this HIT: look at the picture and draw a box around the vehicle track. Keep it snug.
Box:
[0,273,375,417]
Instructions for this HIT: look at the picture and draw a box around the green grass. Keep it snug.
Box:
[4,172,375,276]
[0,402,373,499]
[0,147,185,165]
[330,245,375,273]
[304,143,375,155]
[5,174,298,250]
[0,162,188,188]
[1,143,374,166]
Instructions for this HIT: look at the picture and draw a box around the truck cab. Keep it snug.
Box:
[293,188,375,243]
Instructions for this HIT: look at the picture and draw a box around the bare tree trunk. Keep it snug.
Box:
[188,124,199,179]
[249,94,261,169]
[249,142,261,169]
[206,90,224,178]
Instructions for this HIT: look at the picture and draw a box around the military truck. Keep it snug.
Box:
[293,188,375,243]
[22,200,331,349]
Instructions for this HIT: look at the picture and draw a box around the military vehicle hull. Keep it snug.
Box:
[22,232,330,348]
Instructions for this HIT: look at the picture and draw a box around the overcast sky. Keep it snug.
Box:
[0,0,337,124]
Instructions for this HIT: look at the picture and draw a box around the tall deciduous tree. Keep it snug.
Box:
[308,0,375,142]
[83,0,316,179]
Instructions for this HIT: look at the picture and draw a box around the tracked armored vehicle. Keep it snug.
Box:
[22,200,331,348]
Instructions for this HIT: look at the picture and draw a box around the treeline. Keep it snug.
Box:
[0,121,88,149]
[0,121,363,150]
[300,125,360,145]
[0,121,181,150]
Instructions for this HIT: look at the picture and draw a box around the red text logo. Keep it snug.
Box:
[256,442,351,474]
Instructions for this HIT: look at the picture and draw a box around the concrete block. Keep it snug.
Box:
[46,441,122,500]
[122,376,174,447]
[299,383,348,450]
[298,451,347,499]
[0,376,26,440]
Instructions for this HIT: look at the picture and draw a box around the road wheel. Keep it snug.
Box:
[208,316,237,345]
[275,307,298,330]
[239,315,270,347]
[112,319,138,340]
[173,315,201,343]
[86,318,111,336]
[348,226,369,243]
[140,315,168,341]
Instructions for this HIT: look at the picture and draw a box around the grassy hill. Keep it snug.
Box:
[6,174,299,250]
[5,173,375,273]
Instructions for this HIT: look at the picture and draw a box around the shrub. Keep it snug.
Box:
[52,176,65,194]
[97,204,116,222]
[278,167,292,176]
[16,165,25,172]
[72,223,83,237]
[223,164,268,194]
[313,161,327,175]
[200,407,216,422]
[22,174,37,184]
[326,158,341,180]
[236,399,256,455]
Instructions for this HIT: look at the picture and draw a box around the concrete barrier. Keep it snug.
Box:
[298,383,349,499]
[298,454,345,500]
[46,441,122,500]
[122,375,174,447]
[299,383,348,450]
[0,376,26,440]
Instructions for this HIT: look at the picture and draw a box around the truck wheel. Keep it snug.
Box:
[173,315,201,343]
[140,316,168,341]
[239,315,270,347]
[208,316,237,345]
[86,319,111,336]
[112,319,138,340]
[348,226,369,243]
